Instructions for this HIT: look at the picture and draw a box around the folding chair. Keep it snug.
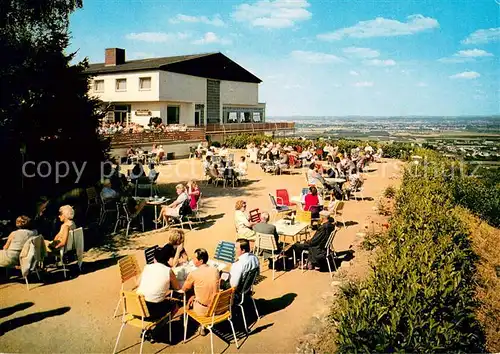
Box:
[249,208,261,223]
[144,245,159,265]
[301,230,338,277]
[254,233,286,281]
[214,241,236,265]
[113,255,141,317]
[276,189,296,208]
[184,287,239,354]
[234,267,260,333]
[113,291,175,354]
[135,182,153,198]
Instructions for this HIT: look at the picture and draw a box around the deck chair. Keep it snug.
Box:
[255,233,286,281]
[269,194,292,220]
[184,287,239,354]
[234,267,260,333]
[249,209,261,223]
[214,241,236,265]
[144,245,159,265]
[56,227,84,279]
[113,255,141,317]
[301,230,338,277]
[113,291,175,354]
[276,189,296,208]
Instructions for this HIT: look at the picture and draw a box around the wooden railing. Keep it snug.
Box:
[205,122,295,133]
[106,128,205,146]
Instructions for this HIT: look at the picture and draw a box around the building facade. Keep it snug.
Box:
[86,48,266,127]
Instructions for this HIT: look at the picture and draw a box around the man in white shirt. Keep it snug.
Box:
[229,239,260,288]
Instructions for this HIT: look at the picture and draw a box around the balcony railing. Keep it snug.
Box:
[106,128,205,146]
[205,122,295,133]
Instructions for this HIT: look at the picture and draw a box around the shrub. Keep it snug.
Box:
[383,185,396,198]
[332,152,486,353]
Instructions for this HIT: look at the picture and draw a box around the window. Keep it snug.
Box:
[115,78,127,91]
[167,106,179,124]
[93,80,104,92]
[139,77,151,90]
[253,112,261,122]
[228,112,238,123]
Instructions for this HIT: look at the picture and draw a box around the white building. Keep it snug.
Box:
[86,48,266,127]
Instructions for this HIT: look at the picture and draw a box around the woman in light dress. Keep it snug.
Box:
[234,200,257,241]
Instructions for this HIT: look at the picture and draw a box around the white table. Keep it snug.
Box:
[173,259,228,287]
[133,197,170,229]
[274,219,309,244]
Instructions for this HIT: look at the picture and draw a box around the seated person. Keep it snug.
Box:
[165,229,188,267]
[136,244,180,319]
[100,179,119,202]
[235,156,248,176]
[234,200,257,241]
[208,163,221,180]
[159,184,189,224]
[44,205,76,255]
[289,211,335,270]
[229,239,260,288]
[304,186,322,218]
[0,216,36,268]
[130,162,146,183]
[182,248,220,335]
[307,163,333,190]
[278,152,289,170]
[126,146,136,157]
[252,212,281,257]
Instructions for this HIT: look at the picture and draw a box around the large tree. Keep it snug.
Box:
[0,0,109,217]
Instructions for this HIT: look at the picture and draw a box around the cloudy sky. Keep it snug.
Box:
[69,0,500,116]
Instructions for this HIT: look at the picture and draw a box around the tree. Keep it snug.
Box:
[0,0,109,217]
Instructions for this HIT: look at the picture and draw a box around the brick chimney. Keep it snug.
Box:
[105,48,125,66]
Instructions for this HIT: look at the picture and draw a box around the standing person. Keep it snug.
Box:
[182,248,220,335]
[0,216,36,268]
[187,180,200,210]
[234,200,257,241]
[136,244,180,319]
[229,239,260,288]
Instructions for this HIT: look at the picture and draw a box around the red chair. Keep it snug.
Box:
[249,208,261,223]
[276,189,296,207]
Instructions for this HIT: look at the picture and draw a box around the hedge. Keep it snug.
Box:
[332,149,486,352]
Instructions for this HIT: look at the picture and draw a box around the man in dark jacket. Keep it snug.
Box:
[291,210,335,270]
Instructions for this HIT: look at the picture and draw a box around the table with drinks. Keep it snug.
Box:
[133,196,170,229]
[273,217,309,245]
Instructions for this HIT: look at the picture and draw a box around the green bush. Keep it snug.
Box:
[333,151,486,353]
[383,185,396,198]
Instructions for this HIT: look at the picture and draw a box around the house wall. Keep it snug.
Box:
[159,71,206,103]
[220,81,258,105]
[89,71,160,102]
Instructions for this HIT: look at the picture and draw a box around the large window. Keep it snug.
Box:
[115,78,127,91]
[139,77,151,90]
[228,112,238,123]
[167,106,179,124]
[93,80,104,92]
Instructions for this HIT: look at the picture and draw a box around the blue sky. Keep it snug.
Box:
[69,0,500,116]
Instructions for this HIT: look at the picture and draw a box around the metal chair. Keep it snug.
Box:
[276,189,296,208]
[56,227,84,279]
[269,194,291,220]
[249,208,261,223]
[113,291,175,354]
[85,187,99,217]
[135,182,153,198]
[254,233,286,281]
[301,230,338,277]
[184,287,239,354]
[333,201,347,228]
[213,241,236,265]
[99,197,119,225]
[114,202,144,237]
[234,267,260,333]
[144,245,159,265]
[113,255,141,317]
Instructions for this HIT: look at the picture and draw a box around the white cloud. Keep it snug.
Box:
[192,32,232,45]
[416,82,428,87]
[438,49,493,64]
[318,14,438,40]
[169,14,225,26]
[456,49,493,58]
[291,50,343,64]
[449,71,481,79]
[461,27,500,44]
[284,84,303,89]
[349,70,360,76]
[342,47,380,58]
[364,59,396,66]
[125,32,190,43]
[352,81,374,87]
[232,0,312,29]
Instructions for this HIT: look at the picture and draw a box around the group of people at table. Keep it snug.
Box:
[136,229,259,337]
